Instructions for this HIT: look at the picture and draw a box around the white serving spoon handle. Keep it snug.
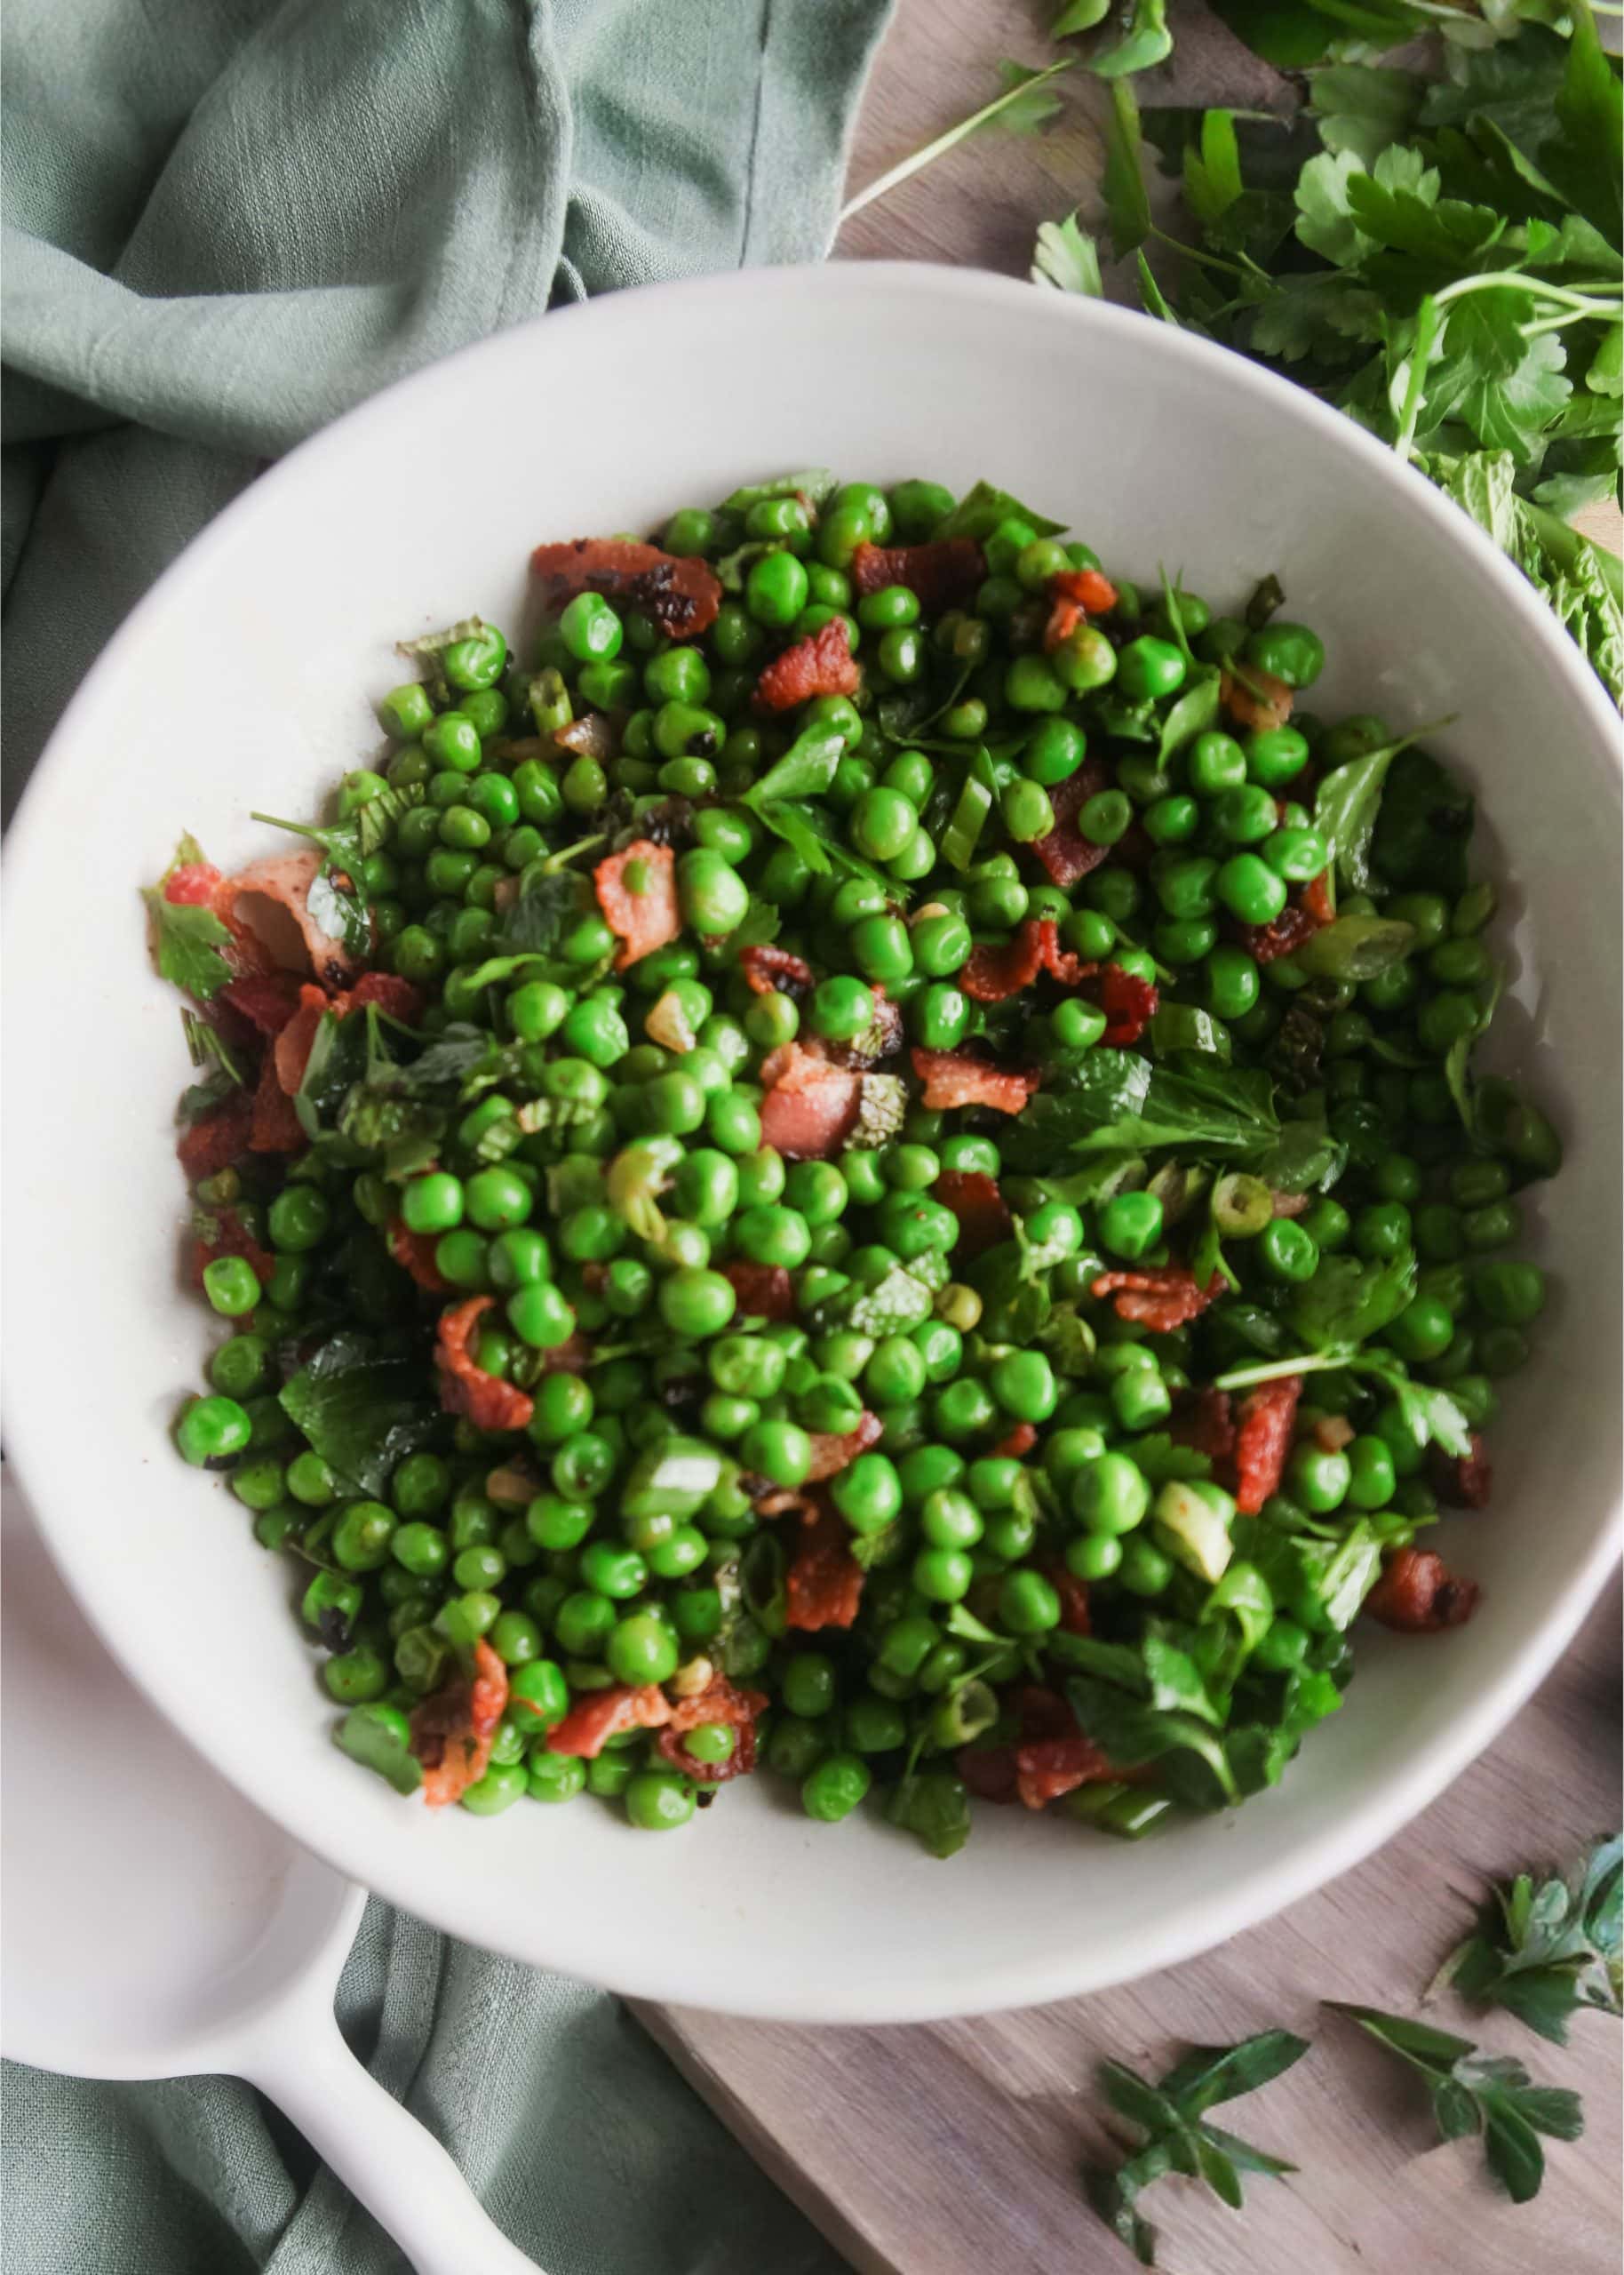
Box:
[239,2000,541,2275]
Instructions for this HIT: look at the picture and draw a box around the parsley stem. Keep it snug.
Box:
[1213,1351,1349,1392]
[1430,272,1622,321]
[1393,292,1441,467]
[838,60,1071,225]
[543,834,606,870]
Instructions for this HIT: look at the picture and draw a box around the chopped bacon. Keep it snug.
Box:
[1015,1734,1115,1810]
[1091,1266,1222,1332]
[1044,1561,1091,1636]
[410,1638,509,1807]
[720,1261,797,1321]
[227,847,362,988]
[1030,761,1111,889]
[163,861,225,906]
[529,537,722,639]
[1221,665,1294,734]
[657,1674,769,1784]
[804,1408,883,1482]
[1302,871,1335,928]
[1430,1433,1493,1510]
[219,972,305,1034]
[434,1295,535,1433]
[345,970,426,1025]
[957,1745,1019,1803]
[1170,1385,1237,1466]
[739,944,814,998]
[1085,961,1158,1048]
[387,1220,450,1292]
[1365,1546,1480,1632]
[848,538,985,614]
[178,1090,254,1182]
[1232,1376,1302,1516]
[994,1422,1039,1460]
[933,1169,1013,1261]
[273,983,330,1095]
[194,1207,276,1291]
[759,1043,863,1159]
[545,1681,672,1760]
[753,616,860,714]
[249,1052,306,1153]
[593,840,681,970]
[960,921,1047,1003]
[959,1685,1114,1810]
[1044,596,1085,654]
[1051,567,1118,614]
[784,1501,864,1632]
[911,1048,1038,1116]
[1233,894,1328,967]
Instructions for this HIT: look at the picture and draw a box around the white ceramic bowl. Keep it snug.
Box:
[6,265,1620,2024]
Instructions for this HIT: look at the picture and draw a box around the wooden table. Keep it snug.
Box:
[638,8,1622,2268]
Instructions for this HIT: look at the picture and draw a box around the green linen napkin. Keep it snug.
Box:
[0,1,889,2266]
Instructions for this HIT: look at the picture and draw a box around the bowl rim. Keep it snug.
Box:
[5,259,1621,2022]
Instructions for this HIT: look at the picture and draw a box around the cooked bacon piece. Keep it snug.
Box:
[194,1207,276,1290]
[410,1639,509,1807]
[1170,1385,1237,1467]
[911,1049,1038,1116]
[753,616,860,714]
[816,987,905,1068]
[1086,962,1158,1048]
[739,944,814,998]
[273,983,330,1094]
[759,1043,863,1159]
[1044,596,1085,654]
[933,1169,1012,1261]
[849,538,985,614]
[1302,871,1334,927]
[434,1295,535,1433]
[720,1262,796,1321]
[387,1220,450,1293]
[1233,889,1329,967]
[545,1681,672,1760]
[227,847,362,988]
[657,1674,769,1784]
[249,1052,306,1153]
[1365,1546,1480,1632]
[178,1090,254,1182]
[784,1501,864,1631]
[956,1744,1019,1803]
[345,970,426,1025]
[593,840,681,970]
[991,1423,1039,1460]
[219,972,305,1034]
[1091,1266,1222,1332]
[1221,665,1294,734]
[1430,1433,1493,1509]
[959,1685,1114,1809]
[1051,567,1118,614]
[529,537,722,639]
[1014,1734,1115,1810]
[1313,1413,1357,1454]
[804,1409,883,1482]
[163,861,225,907]
[1044,1561,1091,1636]
[960,922,1047,1003]
[1030,761,1111,888]
[1232,1375,1303,1515]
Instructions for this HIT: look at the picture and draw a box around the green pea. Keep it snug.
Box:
[1257,1219,1319,1283]
[800,1752,871,1823]
[1244,622,1325,690]
[1098,1191,1163,1261]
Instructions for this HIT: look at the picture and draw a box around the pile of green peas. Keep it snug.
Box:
[168,470,1558,1844]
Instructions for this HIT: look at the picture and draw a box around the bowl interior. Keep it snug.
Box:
[5,266,1620,2022]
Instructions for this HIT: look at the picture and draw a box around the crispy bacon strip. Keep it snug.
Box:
[959,921,1047,1003]
[249,1052,306,1153]
[410,1638,509,1807]
[657,1675,769,1784]
[1086,962,1158,1048]
[848,538,984,614]
[933,1169,1012,1261]
[227,847,362,989]
[803,1409,883,1482]
[219,972,305,1034]
[387,1220,450,1292]
[739,944,814,998]
[529,537,722,639]
[1030,761,1112,889]
[1365,1546,1480,1632]
[1431,1433,1493,1509]
[273,983,330,1094]
[1044,1562,1091,1637]
[784,1502,864,1632]
[1234,882,1332,966]
[720,1261,797,1321]
[178,1090,255,1182]
[1091,1267,1222,1332]
[758,1043,863,1160]
[1044,596,1085,654]
[993,1422,1039,1460]
[959,1685,1114,1809]
[1221,665,1294,734]
[545,1681,672,1759]
[753,616,860,713]
[1302,871,1334,927]
[1051,568,1118,613]
[434,1296,535,1433]
[911,1048,1038,1116]
[1232,1376,1302,1515]
[593,840,681,970]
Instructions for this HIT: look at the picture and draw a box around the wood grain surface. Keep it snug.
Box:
[638,8,1622,2270]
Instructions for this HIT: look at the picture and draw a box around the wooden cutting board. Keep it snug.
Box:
[634,8,1624,2270]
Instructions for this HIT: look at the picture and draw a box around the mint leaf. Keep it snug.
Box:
[279,1330,439,1498]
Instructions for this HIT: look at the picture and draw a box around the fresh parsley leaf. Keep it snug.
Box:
[1102,77,1150,257]
[1290,1248,1416,1351]
[1326,2002,1584,2204]
[1430,1835,1623,2045]
[492,866,584,954]
[142,842,235,1002]
[1310,62,1422,167]
[742,725,846,807]
[1032,212,1103,296]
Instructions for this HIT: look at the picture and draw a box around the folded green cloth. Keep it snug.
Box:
[1,1,889,2265]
